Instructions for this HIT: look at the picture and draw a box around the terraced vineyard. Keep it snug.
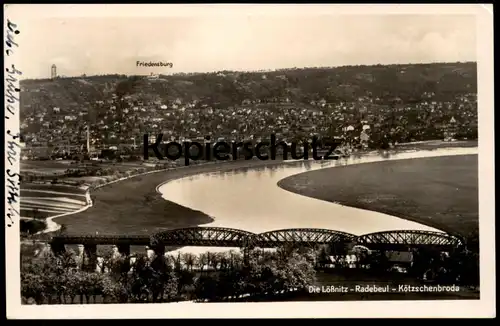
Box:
[20,183,89,220]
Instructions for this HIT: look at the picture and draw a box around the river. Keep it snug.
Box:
[157,146,478,255]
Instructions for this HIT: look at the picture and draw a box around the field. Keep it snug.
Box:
[20,184,88,219]
[21,159,152,174]
[278,154,478,238]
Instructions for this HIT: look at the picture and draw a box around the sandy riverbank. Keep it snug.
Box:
[278,154,478,238]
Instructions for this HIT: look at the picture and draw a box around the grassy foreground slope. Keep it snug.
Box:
[278,154,478,237]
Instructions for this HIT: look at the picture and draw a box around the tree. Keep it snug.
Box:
[181,253,197,272]
[228,250,243,271]
[351,246,371,269]
[197,252,209,272]
[21,249,77,304]
[208,252,222,271]
[149,254,177,302]
[366,250,391,273]
[21,272,46,304]
[175,269,196,299]
[317,245,331,268]
[242,247,316,300]
[328,242,350,268]
[85,272,105,303]
[127,254,154,302]
[101,273,128,303]
[194,274,220,301]
[446,248,479,287]
[21,246,320,303]
[280,250,316,292]
[218,252,231,271]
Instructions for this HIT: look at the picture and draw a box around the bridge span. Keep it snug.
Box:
[49,226,464,257]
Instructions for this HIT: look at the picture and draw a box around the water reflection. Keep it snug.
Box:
[159,147,477,255]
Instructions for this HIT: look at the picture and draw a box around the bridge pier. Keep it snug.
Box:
[50,242,66,255]
[242,247,250,265]
[117,244,131,257]
[151,245,165,257]
[113,245,131,272]
[75,244,85,269]
[145,246,155,260]
[83,244,98,272]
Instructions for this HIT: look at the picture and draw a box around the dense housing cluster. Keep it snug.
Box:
[19,63,477,159]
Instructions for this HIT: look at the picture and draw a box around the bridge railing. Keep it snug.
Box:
[39,227,467,274]
[48,227,465,256]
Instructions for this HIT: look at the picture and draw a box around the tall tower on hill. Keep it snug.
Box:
[51,64,57,79]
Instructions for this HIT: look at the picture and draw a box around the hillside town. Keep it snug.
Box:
[19,64,478,160]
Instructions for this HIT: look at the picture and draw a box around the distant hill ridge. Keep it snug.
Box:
[20,62,477,116]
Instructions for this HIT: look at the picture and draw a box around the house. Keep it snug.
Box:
[343,125,355,132]
[360,131,370,148]
[443,116,459,141]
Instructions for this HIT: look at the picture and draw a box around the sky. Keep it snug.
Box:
[8,6,477,80]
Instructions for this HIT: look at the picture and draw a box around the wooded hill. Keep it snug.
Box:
[20,62,477,117]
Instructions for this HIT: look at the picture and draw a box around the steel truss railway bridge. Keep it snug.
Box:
[49,227,465,259]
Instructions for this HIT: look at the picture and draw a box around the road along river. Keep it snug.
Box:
[157,146,477,255]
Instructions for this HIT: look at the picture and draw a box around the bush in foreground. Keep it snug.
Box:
[20,247,317,304]
[20,241,479,304]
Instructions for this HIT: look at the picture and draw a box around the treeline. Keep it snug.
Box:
[20,62,477,115]
[21,246,316,304]
[21,240,479,304]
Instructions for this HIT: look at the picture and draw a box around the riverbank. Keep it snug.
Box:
[278,154,478,238]
[53,158,302,236]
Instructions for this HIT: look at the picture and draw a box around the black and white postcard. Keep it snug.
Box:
[4,4,495,319]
